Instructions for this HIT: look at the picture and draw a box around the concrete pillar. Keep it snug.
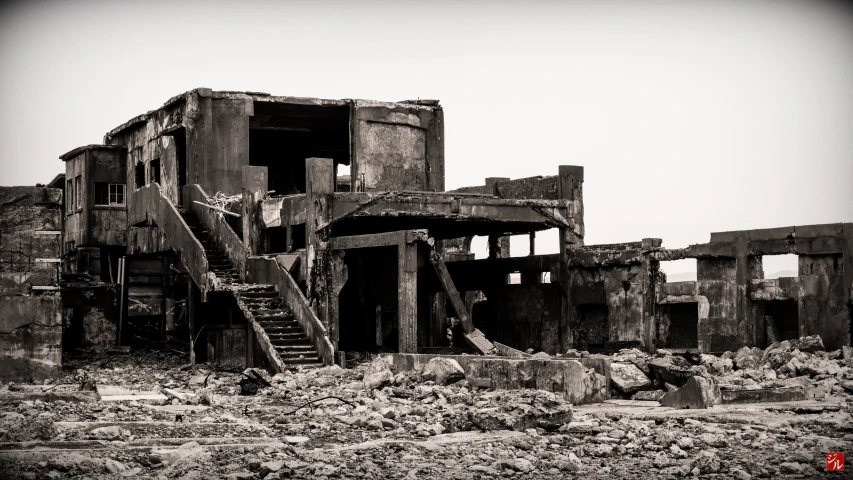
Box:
[558,166,584,349]
[305,158,335,326]
[242,166,268,255]
[398,237,419,353]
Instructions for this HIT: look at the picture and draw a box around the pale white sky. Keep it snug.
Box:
[1,0,851,274]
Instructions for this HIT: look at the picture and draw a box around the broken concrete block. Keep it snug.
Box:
[648,356,693,387]
[421,357,465,385]
[609,362,651,393]
[842,346,853,367]
[660,376,721,409]
[788,335,824,353]
[631,390,665,401]
[468,390,573,431]
[363,357,394,390]
[733,346,762,370]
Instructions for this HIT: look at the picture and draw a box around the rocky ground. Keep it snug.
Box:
[0,342,852,479]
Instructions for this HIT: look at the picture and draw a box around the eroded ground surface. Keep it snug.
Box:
[1,350,852,479]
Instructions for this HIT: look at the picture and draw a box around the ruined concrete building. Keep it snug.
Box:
[1,88,851,382]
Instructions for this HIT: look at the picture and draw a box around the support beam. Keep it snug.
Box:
[428,248,497,355]
[242,166,268,255]
[398,237,419,353]
[305,158,335,326]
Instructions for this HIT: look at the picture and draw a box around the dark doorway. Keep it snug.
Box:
[668,303,698,348]
[576,304,609,351]
[338,246,398,352]
[764,300,799,341]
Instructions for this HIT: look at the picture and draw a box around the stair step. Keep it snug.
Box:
[282,358,323,365]
[254,314,294,322]
[259,320,299,327]
[273,344,314,351]
[262,327,303,334]
[270,339,312,347]
[237,291,278,299]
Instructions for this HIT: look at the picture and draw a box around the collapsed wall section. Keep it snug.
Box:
[0,186,63,382]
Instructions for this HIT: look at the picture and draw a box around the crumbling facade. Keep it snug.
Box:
[0,186,63,382]
[0,88,850,382]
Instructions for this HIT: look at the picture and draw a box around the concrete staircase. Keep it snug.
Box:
[180,212,323,369]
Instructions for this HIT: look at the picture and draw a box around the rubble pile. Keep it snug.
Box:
[605,335,853,407]
[0,344,852,478]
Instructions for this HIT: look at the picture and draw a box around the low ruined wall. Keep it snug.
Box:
[0,294,62,383]
[381,353,610,405]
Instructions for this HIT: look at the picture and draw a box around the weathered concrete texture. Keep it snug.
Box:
[381,353,610,404]
[660,376,721,409]
[0,187,62,288]
[0,294,62,382]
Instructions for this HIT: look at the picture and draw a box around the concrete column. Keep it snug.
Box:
[242,166,268,255]
[305,158,335,326]
[558,166,584,349]
[398,236,419,353]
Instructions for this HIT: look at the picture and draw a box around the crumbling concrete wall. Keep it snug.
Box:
[799,254,847,349]
[0,186,63,382]
[0,294,62,382]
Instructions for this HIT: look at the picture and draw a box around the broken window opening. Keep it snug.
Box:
[762,254,798,279]
[74,176,82,209]
[135,163,145,189]
[66,179,73,213]
[658,259,697,283]
[249,102,350,195]
[336,163,351,193]
[149,158,161,186]
[94,183,125,206]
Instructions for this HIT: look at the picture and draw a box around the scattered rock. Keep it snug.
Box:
[632,390,665,401]
[421,357,465,385]
[648,356,694,386]
[788,335,824,353]
[363,358,394,390]
[661,376,721,409]
[610,362,652,393]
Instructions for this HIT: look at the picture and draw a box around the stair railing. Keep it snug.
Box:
[183,185,247,283]
[129,184,211,296]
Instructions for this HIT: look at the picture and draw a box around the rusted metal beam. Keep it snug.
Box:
[428,248,496,355]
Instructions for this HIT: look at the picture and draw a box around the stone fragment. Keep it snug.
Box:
[733,347,762,370]
[421,357,465,386]
[842,346,853,367]
[104,459,127,474]
[788,335,824,353]
[610,362,652,393]
[648,356,693,387]
[660,376,721,409]
[363,358,394,390]
[196,388,213,405]
[631,390,665,401]
[468,390,572,431]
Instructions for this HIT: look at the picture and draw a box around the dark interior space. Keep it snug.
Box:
[576,303,609,351]
[668,302,699,349]
[764,299,799,341]
[135,163,145,189]
[167,128,187,204]
[338,246,398,352]
[62,306,85,352]
[249,102,350,195]
[149,159,161,185]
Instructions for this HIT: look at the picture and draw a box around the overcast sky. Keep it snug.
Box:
[1,0,851,275]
